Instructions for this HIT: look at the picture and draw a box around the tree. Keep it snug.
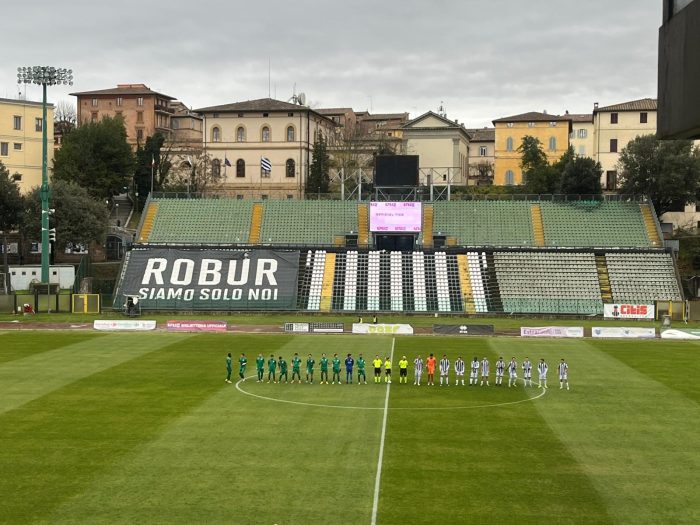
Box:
[518,136,560,194]
[307,132,330,194]
[559,156,603,195]
[134,133,170,209]
[22,180,109,252]
[52,116,135,200]
[54,100,77,135]
[618,135,700,215]
[160,151,222,195]
[0,161,24,290]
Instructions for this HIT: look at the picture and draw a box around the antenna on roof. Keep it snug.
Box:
[438,101,446,118]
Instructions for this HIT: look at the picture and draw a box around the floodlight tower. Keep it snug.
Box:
[17,66,73,284]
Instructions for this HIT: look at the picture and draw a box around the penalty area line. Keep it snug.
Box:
[371,336,394,525]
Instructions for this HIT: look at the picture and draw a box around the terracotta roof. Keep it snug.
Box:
[360,113,409,121]
[492,111,572,124]
[468,128,495,141]
[195,97,308,113]
[568,113,593,123]
[595,98,657,112]
[316,108,354,114]
[70,84,175,100]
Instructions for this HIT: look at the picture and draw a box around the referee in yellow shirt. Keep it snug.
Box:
[398,355,409,383]
[384,356,392,384]
[373,355,383,383]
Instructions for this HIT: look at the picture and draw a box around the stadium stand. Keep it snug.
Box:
[259,201,357,245]
[606,252,683,302]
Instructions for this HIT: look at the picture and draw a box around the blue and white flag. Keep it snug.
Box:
[261,157,272,172]
[224,157,232,167]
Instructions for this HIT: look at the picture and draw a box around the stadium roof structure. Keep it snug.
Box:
[492,111,572,124]
[70,84,175,100]
[594,98,658,113]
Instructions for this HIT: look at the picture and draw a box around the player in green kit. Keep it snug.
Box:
[225,353,233,383]
[267,354,277,383]
[332,353,342,384]
[238,353,247,379]
[320,353,329,384]
[306,354,315,384]
[278,356,288,383]
[256,353,265,382]
[291,352,302,383]
[357,353,367,384]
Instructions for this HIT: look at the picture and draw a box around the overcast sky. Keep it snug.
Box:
[3,0,661,127]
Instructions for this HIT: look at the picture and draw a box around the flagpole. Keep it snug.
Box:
[150,156,154,195]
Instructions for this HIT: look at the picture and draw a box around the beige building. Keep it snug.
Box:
[401,111,470,186]
[195,98,336,198]
[0,97,54,193]
[568,113,595,158]
[71,84,176,147]
[467,127,495,185]
[593,98,657,190]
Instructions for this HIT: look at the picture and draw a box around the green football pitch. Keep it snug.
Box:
[1,331,699,525]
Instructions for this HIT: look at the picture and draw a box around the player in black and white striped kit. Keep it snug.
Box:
[414,355,423,386]
[495,357,505,386]
[538,358,549,389]
[454,356,465,386]
[558,359,570,390]
[522,357,533,387]
[439,355,450,386]
[480,357,490,387]
[470,357,480,386]
[507,357,518,387]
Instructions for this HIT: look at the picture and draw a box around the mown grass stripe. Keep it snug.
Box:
[0,331,105,365]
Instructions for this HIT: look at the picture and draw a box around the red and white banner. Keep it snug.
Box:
[166,320,228,332]
[603,304,655,319]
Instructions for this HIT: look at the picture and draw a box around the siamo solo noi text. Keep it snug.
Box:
[136,257,285,302]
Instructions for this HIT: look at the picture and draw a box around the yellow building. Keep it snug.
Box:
[492,112,572,186]
[0,97,54,193]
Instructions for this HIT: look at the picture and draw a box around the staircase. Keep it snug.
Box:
[595,255,613,303]
[248,203,264,244]
[358,204,369,247]
[530,204,545,247]
[319,253,336,312]
[483,253,503,312]
[137,203,159,242]
[640,204,662,247]
[456,254,476,314]
[422,204,434,248]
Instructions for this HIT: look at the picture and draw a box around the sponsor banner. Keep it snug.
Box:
[604,304,655,319]
[284,322,310,333]
[352,323,414,335]
[592,327,656,339]
[433,324,495,336]
[520,326,584,338]
[166,320,227,332]
[660,329,700,340]
[120,248,299,310]
[310,323,344,333]
[94,320,157,331]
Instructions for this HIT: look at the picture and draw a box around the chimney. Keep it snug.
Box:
[565,110,569,115]
[543,109,548,115]
[594,102,599,110]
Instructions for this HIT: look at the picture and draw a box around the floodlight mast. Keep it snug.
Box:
[17,67,73,287]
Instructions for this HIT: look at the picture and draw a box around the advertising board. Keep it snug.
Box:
[520,327,584,338]
[433,324,495,336]
[93,320,157,331]
[603,304,655,319]
[369,202,422,232]
[166,320,227,332]
[591,327,656,339]
[352,323,414,335]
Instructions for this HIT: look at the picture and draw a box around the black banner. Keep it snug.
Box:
[433,324,495,336]
[121,249,299,310]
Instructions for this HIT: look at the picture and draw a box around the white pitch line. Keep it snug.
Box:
[371,337,394,525]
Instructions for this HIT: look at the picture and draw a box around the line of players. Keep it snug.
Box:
[227,353,570,390]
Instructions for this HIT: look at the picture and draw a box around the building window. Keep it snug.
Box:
[115,111,123,118]
[212,158,221,178]
[116,97,123,107]
[505,170,514,186]
[286,159,296,178]
[578,145,586,155]
[610,112,618,124]
[549,121,557,127]
[548,137,557,151]
[236,127,245,142]
[479,146,487,156]
[261,126,271,142]
[136,111,143,123]
[528,122,535,128]
[91,112,98,123]
[0,142,8,156]
[137,129,144,141]
[288,112,294,117]
[640,112,648,124]
[506,137,514,152]
[236,194,244,200]
[236,159,245,178]
[12,173,21,181]
[263,113,269,117]
[172,119,179,130]
[137,97,144,106]
[506,122,514,128]
[261,194,269,200]
[606,171,617,190]
[13,116,21,130]
[610,138,618,153]
[286,126,295,141]
[13,143,22,151]
[91,98,98,107]
[287,194,294,199]
[237,113,243,118]
[577,128,587,139]
[212,126,221,142]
